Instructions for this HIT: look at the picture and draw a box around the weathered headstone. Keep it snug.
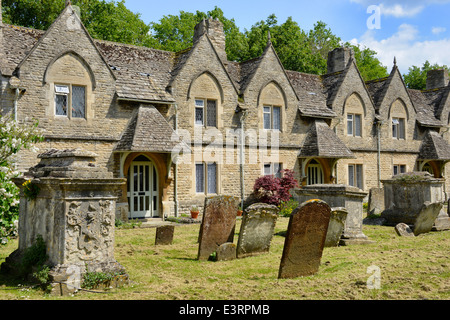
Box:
[216,243,237,261]
[278,199,331,279]
[433,209,450,231]
[236,203,279,259]
[368,187,384,216]
[395,223,415,237]
[325,208,348,247]
[197,195,239,261]
[155,225,175,245]
[413,202,443,236]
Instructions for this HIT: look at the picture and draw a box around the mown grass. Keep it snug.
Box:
[0,217,449,300]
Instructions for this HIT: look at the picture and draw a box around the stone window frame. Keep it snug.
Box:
[343,93,366,138]
[194,98,218,128]
[306,159,324,186]
[348,163,364,190]
[263,162,283,179]
[54,83,87,120]
[389,98,409,141]
[346,113,362,137]
[195,161,218,195]
[392,117,406,140]
[263,105,282,131]
[393,164,407,176]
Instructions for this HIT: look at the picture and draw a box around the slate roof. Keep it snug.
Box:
[418,130,450,161]
[408,89,445,127]
[299,120,354,159]
[115,106,189,153]
[286,70,337,118]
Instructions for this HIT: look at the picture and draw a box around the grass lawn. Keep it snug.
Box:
[0,217,449,300]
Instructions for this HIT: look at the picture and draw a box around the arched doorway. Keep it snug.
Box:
[307,159,324,185]
[127,155,160,219]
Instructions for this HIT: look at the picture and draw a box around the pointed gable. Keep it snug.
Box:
[418,130,450,160]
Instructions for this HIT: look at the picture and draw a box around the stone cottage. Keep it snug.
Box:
[2,2,450,220]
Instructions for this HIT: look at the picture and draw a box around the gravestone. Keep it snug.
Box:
[325,208,348,247]
[413,202,443,236]
[433,209,450,231]
[216,243,237,261]
[197,195,239,261]
[155,225,175,245]
[278,199,331,279]
[236,203,279,259]
[395,223,415,237]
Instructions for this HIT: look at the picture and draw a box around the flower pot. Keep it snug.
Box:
[190,211,199,219]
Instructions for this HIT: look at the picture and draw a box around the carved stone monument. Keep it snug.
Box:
[278,199,331,279]
[325,208,348,247]
[236,203,279,259]
[1,149,127,295]
[197,195,239,261]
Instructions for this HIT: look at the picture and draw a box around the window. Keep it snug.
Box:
[347,113,362,137]
[264,163,283,178]
[392,118,405,139]
[55,84,86,119]
[348,164,363,189]
[195,99,217,127]
[196,162,218,194]
[393,165,406,176]
[263,105,281,130]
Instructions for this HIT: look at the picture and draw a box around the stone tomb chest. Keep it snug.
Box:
[294,184,371,245]
[3,149,127,294]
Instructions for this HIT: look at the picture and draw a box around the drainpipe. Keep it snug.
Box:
[376,119,383,188]
[239,109,248,211]
[174,104,179,217]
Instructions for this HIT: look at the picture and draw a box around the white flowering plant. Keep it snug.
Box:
[0,114,43,245]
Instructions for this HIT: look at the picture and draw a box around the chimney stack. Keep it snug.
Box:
[426,69,449,90]
[327,47,354,74]
[193,18,227,63]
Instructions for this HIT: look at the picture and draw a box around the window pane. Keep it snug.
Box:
[207,163,217,194]
[195,99,204,107]
[55,94,68,116]
[196,163,205,193]
[347,114,353,136]
[55,85,69,94]
[400,165,406,173]
[263,107,271,129]
[392,121,398,138]
[393,165,398,176]
[399,118,405,139]
[264,164,272,176]
[348,165,354,187]
[72,86,86,118]
[356,164,363,189]
[274,163,282,179]
[355,114,362,137]
[195,108,204,125]
[272,107,281,130]
[206,100,217,127]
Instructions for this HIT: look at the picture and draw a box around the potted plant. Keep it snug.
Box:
[237,206,243,217]
[190,205,200,219]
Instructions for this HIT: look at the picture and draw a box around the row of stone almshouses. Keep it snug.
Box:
[1,3,450,220]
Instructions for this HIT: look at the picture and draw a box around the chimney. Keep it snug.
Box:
[426,69,449,90]
[327,47,354,74]
[193,18,227,63]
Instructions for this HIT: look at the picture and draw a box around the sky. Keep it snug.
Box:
[123,0,450,74]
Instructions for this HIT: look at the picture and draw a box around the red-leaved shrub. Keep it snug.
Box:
[253,169,298,206]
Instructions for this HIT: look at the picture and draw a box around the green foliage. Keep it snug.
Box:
[347,43,389,81]
[0,115,43,245]
[20,235,48,277]
[403,60,449,90]
[82,270,124,289]
[277,198,299,217]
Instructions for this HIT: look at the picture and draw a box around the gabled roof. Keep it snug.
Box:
[418,130,450,161]
[408,89,445,127]
[115,106,189,153]
[299,120,354,159]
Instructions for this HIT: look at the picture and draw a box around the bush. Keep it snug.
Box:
[253,169,299,206]
[278,198,299,217]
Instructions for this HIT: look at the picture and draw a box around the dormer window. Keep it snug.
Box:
[347,113,362,137]
[195,99,217,127]
[263,105,281,130]
[392,117,405,140]
[55,84,86,119]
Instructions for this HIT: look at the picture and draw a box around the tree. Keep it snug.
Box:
[403,60,449,90]
[0,115,43,245]
[2,0,154,47]
[347,43,389,81]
